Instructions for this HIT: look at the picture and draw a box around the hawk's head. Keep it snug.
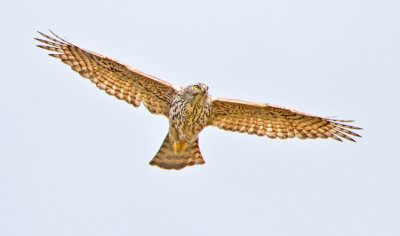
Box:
[180,83,209,103]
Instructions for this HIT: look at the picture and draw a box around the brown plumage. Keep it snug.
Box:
[150,136,205,170]
[35,31,362,170]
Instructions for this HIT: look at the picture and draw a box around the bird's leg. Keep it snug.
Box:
[180,142,188,154]
[173,141,188,155]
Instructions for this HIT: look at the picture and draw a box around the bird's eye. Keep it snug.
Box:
[193,85,201,90]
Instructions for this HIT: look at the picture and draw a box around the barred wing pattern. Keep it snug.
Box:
[207,98,361,142]
[35,31,179,117]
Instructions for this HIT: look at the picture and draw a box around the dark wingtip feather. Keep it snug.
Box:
[37,31,49,38]
[36,45,48,49]
[346,136,356,142]
[35,30,71,46]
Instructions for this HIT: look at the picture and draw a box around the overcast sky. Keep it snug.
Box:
[1,0,399,235]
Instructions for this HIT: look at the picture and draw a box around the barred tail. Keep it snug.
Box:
[149,135,205,170]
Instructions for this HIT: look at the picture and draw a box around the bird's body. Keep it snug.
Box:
[169,83,211,143]
[35,31,362,170]
[149,83,211,169]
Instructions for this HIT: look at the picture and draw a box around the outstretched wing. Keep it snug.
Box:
[207,97,362,142]
[35,31,180,117]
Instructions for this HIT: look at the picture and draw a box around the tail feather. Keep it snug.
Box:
[150,135,205,170]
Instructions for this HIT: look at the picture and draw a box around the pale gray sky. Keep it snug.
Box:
[1,0,399,235]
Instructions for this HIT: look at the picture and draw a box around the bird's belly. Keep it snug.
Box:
[169,98,210,143]
[169,115,206,143]
[176,120,204,142]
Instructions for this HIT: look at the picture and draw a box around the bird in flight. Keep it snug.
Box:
[35,31,362,170]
